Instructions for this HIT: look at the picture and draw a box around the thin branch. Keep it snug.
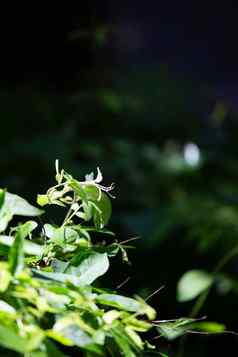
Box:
[186,329,238,337]
[152,316,206,324]
[145,285,165,302]
[119,236,140,245]
[116,276,131,289]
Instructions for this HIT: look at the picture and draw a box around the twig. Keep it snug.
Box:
[145,285,165,302]
[119,236,140,245]
[116,276,131,289]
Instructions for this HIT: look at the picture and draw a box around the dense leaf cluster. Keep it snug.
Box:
[0,163,158,356]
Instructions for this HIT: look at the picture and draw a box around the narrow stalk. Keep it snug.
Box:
[178,243,238,357]
[62,192,77,226]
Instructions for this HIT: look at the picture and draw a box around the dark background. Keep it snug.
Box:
[1,3,238,356]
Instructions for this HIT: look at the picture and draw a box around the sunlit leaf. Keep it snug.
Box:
[66,251,109,285]
[69,179,88,201]
[125,326,143,349]
[32,269,82,285]
[5,192,43,216]
[97,294,146,314]
[0,300,16,315]
[36,251,109,286]
[0,262,11,292]
[103,310,121,324]
[0,204,12,233]
[0,164,159,356]
[125,316,151,332]
[37,194,49,207]
[9,221,37,276]
[111,324,138,357]
[177,270,213,302]
[0,324,27,353]
[0,235,43,256]
[44,224,78,246]
[0,192,43,232]
[25,325,45,352]
[51,317,103,354]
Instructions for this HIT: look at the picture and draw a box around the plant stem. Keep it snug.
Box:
[191,244,238,318]
[178,243,238,357]
[62,193,78,226]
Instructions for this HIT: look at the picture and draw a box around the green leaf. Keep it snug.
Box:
[36,252,109,286]
[125,316,152,332]
[125,326,143,349]
[45,339,68,357]
[0,324,44,354]
[28,352,48,357]
[111,325,138,357]
[32,266,108,287]
[5,192,43,216]
[96,294,144,313]
[0,204,12,233]
[0,324,27,353]
[32,269,80,285]
[133,296,156,320]
[66,252,109,285]
[103,310,121,324]
[69,179,88,201]
[84,185,112,228]
[25,326,45,352]
[51,317,103,354]
[0,262,11,292]
[59,326,92,347]
[0,300,16,315]
[44,224,78,246]
[102,243,120,257]
[99,293,156,320]
[0,192,43,232]
[177,270,213,302]
[9,221,38,276]
[191,321,226,333]
[157,318,196,340]
[0,189,5,209]
[37,194,49,207]
[51,259,69,273]
[9,230,24,276]
[0,235,43,256]
[0,189,7,232]
[158,319,226,341]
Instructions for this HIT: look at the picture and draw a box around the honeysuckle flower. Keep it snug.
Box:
[83,167,115,199]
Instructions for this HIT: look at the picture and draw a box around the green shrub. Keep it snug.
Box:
[0,161,160,356]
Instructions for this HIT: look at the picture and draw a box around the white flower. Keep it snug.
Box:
[84,167,115,199]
